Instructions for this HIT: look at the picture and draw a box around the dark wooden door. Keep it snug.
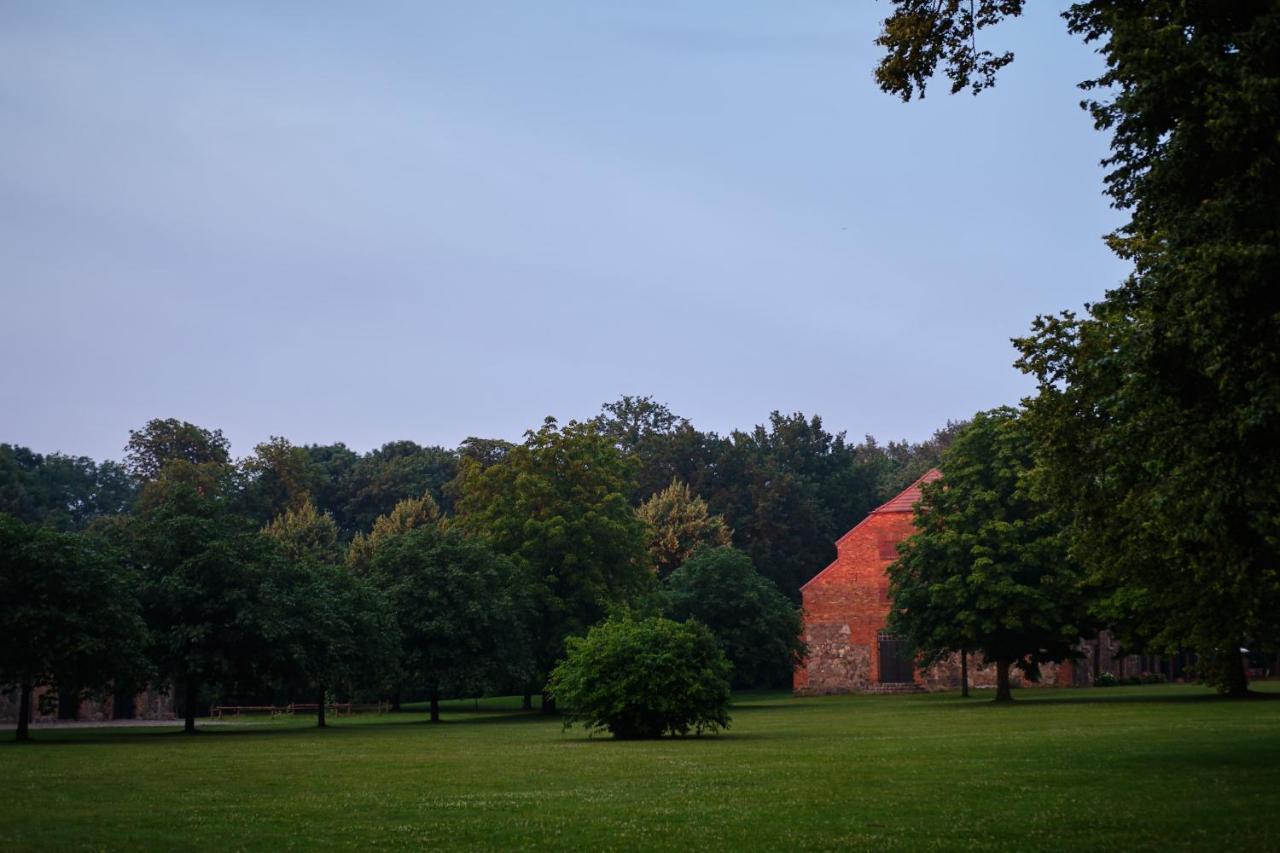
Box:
[877,633,915,684]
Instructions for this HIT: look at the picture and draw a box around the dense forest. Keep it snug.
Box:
[0,396,960,602]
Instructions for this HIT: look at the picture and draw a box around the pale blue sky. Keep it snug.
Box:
[0,1,1126,461]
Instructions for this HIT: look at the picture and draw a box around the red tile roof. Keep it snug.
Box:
[870,468,942,515]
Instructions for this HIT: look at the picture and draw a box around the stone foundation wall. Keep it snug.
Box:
[794,624,872,695]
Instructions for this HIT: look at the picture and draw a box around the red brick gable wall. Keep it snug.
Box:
[794,509,916,694]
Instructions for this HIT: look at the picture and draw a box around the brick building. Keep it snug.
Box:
[794,469,1108,695]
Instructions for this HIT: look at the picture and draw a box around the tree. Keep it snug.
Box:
[873,1,1280,695]
[239,436,328,524]
[264,506,398,728]
[547,615,731,739]
[124,419,231,481]
[345,494,440,574]
[454,418,652,708]
[0,515,147,741]
[637,479,732,579]
[665,547,805,689]
[698,413,885,601]
[264,501,344,565]
[335,441,458,533]
[368,525,532,722]
[130,477,281,732]
[887,410,1093,702]
[0,445,137,530]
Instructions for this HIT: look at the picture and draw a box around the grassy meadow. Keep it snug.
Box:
[4,683,1279,851]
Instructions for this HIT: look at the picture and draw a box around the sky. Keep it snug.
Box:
[0,1,1128,462]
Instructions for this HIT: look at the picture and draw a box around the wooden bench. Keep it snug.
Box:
[210,705,282,720]
[284,703,353,717]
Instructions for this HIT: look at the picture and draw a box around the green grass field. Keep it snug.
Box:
[4,683,1279,851]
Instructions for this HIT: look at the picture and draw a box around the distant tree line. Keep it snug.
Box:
[0,400,954,739]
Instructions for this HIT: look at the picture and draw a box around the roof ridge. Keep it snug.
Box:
[869,467,942,515]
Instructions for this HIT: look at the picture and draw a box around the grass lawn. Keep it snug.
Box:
[3,683,1279,851]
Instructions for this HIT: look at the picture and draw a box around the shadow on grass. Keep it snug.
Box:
[556,730,771,745]
[896,687,1279,710]
[0,710,555,746]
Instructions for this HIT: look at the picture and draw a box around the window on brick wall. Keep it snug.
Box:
[877,538,899,560]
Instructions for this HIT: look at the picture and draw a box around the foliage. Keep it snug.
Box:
[0,444,136,530]
[702,413,891,601]
[0,514,148,740]
[637,479,732,579]
[265,548,399,724]
[335,441,458,534]
[664,547,804,689]
[876,1,1280,696]
[124,418,231,481]
[345,494,440,574]
[239,436,329,523]
[888,409,1093,701]
[875,0,1024,100]
[367,526,533,718]
[263,501,343,565]
[454,418,652,683]
[547,615,731,739]
[129,477,284,731]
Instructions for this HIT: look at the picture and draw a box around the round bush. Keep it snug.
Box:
[547,616,732,739]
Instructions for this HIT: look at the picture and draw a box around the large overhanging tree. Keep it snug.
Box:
[887,409,1092,702]
[876,2,1280,694]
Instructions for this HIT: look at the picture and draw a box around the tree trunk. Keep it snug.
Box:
[391,690,401,712]
[184,680,197,734]
[960,650,969,698]
[540,691,556,715]
[994,660,1013,702]
[317,685,327,728]
[522,692,533,711]
[1225,645,1250,698]
[429,687,440,723]
[16,683,32,742]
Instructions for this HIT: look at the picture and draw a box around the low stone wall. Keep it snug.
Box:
[0,686,174,723]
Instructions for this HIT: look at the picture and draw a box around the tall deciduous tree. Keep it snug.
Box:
[873,1,1280,694]
[368,526,532,722]
[124,419,231,482]
[887,410,1092,702]
[0,515,148,741]
[637,479,732,579]
[130,476,280,732]
[264,503,398,728]
[454,418,651,708]
[665,547,804,689]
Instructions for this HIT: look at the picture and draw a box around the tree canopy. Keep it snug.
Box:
[637,479,732,579]
[887,410,1093,701]
[876,0,1280,695]
[454,419,652,698]
[665,547,804,689]
[0,515,148,740]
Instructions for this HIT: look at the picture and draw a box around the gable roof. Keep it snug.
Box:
[800,468,943,593]
[869,468,942,515]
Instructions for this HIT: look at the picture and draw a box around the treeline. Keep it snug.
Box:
[0,397,958,739]
[1,397,960,600]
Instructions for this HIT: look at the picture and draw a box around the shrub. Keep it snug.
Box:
[1094,672,1118,687]
[1139,671,1166,684]
[547,616,732,739]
